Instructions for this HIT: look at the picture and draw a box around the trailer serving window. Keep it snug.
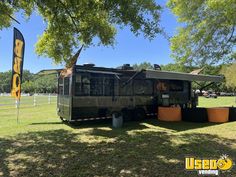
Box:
[169,80,183,92]
[90,76,103,96]
[75,74,90,96]
[75,73,114,96]
[156,80,184,92]
[157,80,169,92]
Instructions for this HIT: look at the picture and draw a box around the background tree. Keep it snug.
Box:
[160,63,186,72]
[0,70,12,93]
[33,74,57,93]
[190,65,226,92]
[132,62,154,70]
[0,0,162,64]
[0,70,57,93]
[221,63,236,91]
[21,81,35,93]
[168,0,236,66]
[22,70,34,82]
[0,70,34,93]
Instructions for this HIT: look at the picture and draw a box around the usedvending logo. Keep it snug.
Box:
[185,155,233,176]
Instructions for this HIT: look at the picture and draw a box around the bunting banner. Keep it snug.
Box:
[11,27,25,100]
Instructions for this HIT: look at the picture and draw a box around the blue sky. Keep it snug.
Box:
[0,1,179,73]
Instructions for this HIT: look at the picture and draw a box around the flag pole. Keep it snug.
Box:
[11,28,25,124]
[16,99,20,124]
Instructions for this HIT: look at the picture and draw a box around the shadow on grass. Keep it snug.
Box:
[29,116,222,132]
[67,118,221,132]
[0,124,236,177]
[68,118,113,128]
[145,119,220,132]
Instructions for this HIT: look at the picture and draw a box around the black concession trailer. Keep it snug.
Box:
[53,64,223,122]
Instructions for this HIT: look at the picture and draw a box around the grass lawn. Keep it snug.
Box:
[0,96,236,177]
[0,95,57,109]
[199,96,236,107]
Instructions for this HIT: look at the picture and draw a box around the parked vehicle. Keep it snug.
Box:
[203,92,209,97]
[205,93,217,98]
[220,92,235,96]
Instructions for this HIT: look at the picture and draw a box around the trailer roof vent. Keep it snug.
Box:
[154,64,161,70]
[83,63,95,67]
[121,64,133,70]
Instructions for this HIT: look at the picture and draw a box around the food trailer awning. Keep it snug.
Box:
[37,69,63,75]
[78,69,122,75]
[145,70,223,82]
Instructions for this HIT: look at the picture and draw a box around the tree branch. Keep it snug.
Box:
[227,26,235,43]
[58,0,79,33]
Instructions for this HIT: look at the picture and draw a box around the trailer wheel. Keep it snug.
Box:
[133,108,146,121]
[121,109,133,122]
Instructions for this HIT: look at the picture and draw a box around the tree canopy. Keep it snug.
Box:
[168,0,236,66]
[0,70,57,93]
[132,62,154,70]
[0,0,162,64]
[0,70,34,93]
[221,63,236,91]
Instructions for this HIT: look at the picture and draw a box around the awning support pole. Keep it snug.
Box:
[199,82,216,92]
[122,69,144,87]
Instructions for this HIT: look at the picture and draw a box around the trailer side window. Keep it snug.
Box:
[75,74,90,96]
[64,77,70,95]
[58,77,63,95]
[59,86,63,95]
[157,80,169,92]
[119,79,132,96]
[169,80,183,91]
[134,80,153,95]
[75,75,82,95]
[90,77,103,96]
[82,76,90,95]
[104,78,114,96]
[59,77,63,85]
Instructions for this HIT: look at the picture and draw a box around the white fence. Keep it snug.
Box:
[0,94,57,109]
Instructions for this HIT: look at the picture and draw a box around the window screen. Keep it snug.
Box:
[59,86,63,95]
[90,77,103,96]
[156,80,169,92]
[104,78,114,96]
[75,74,90,96]
[58,77,63,85]
[82,76,90,95]
[64,77,70,95]
[169,80,183,91]
[75,75,82,95]
[75,73,115,96]
[119,79,132,96]
[134,80,153,95]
